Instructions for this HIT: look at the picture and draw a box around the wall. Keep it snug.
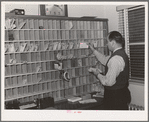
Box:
[4,4,39,15]
[68,5,118,32]
[129,83,144,107]
[5,4,118,32]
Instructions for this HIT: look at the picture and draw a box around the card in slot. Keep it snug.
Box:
[60,90,64,98]
[17,21,26,29]
[47,82,51,91]
[47,72,51,80]
[37,73,42,83]
[11,65,16,75]
[27,74,32,84]
[12,88,18,97]
[23,86,28,95]
[40,52,45,61]
[42,72,46,81]
[12,76,17,86]
[28,85,33,93]
[31,63,36,72]
[17,76,22,85]
[18,87,23,96]
[19,43,27,52]
[32,74,37,83]
[60,80,64,89]
[75,68,79,77]
[22,78,27,85]
[44,82,48,91]
[76,77,79,86]
[78,58,82,67]
[9,43,15,53]
[36,65,42,72]
[22,63,27,74]
[5,44,9,53]
[44,30,49,40]
[34,30,39,40]
[72,78,76,86]
[24,30,29,40]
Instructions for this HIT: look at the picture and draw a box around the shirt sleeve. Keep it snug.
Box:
[93,50,110,66]
[97,55,125,86]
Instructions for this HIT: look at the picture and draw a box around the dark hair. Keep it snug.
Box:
[108,31,125,48]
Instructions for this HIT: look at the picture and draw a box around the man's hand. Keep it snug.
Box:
[88,67,102,76]
[86,42,95,52]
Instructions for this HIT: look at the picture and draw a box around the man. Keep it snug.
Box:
[88,31,131,110]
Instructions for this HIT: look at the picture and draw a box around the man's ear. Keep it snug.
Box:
[111,40,115,47]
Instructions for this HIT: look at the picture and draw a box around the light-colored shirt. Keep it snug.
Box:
[94,47,125,86]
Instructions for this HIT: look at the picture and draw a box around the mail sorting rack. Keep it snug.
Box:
[5,13,108,105]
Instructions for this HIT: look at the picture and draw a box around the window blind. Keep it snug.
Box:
[128,6,145,81]
[128,7,145,43]
[129,45,144,80]
[118,10,125,37]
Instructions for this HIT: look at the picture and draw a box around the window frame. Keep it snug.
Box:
[117,5,146,84]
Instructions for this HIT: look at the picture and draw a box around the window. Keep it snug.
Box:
[117,5,145,83]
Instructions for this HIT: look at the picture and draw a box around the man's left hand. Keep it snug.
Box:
[88,68,102,76]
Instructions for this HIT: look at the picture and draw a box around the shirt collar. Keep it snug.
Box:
[113,47,122,53]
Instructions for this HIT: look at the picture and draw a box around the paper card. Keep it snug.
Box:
[56,52,62,60]
[17,21,26,29]
[15,46,19,52]
[38,78,42,83]
[29,43,35,51]
[49,43,53,51]
[11,24,16,29]
[69,42,74,49]
[60,55,64,60]
[67,54,74,59]
[77,42,80,48]
[34,44,38,51]
[9,59,14,64]
[24,44,30,51]
[73,41,77,49]
[53,42,58,50]
[36,66,42,72]
[20,43,27,52]
[5,44,9,53]
[44,43,49,51]
[78,59,82,67]
[61,42,68,50]
[79,99,97,104]
[5,18,11,29]
[10,18,15,26]
[61,43,65,50]
[9,59,17,64]
[57,42,61,50]
[13,59,16,64]
[23,79,27,84]
[54,62,62,70]
[65,21,73,30]
[65,43,69,49]
[93,41,98,47]
[9,43,15,52]
[10,18,16,29]
[79,42,88,48]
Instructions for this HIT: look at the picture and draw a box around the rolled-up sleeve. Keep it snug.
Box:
[93,50,110,66]
[97,55,125,86]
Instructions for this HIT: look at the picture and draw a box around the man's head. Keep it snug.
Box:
[107,31,125,51]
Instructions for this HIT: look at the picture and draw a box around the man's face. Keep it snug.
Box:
[107,37,113,51]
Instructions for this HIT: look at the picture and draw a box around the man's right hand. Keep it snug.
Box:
[86,42,95,52]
